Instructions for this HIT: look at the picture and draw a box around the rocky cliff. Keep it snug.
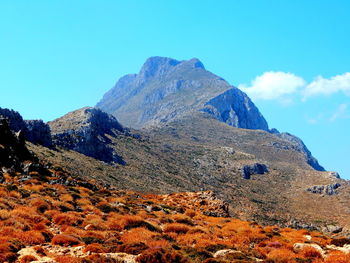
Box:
[96,56,269,131]
[0,107,52,147]
[48,107,125,164]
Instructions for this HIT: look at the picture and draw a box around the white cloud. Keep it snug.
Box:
[303,73,350,100]
[239,71,306,101]
[329,103,349,122]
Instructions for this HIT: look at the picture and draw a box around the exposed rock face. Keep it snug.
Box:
[0,107,52,147]
[202,87,268,130]
[25,120,52,147]
[49,107,125,164]
[0,107,28,134]
[96,56,268,131]
[307,183,341,195]
[273,132,325,171]
[241,163,269,179]
[0,117,34,171]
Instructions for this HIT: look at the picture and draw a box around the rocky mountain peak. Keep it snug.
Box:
[138,56,180,80]
[96,56,268,131]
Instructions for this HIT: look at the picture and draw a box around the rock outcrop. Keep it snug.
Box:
[48,107,125,164]
[272,132,325,171]
[0,107,52,147]
[241,163,269,179]
[307,183,341,195]
[96,56,268,131]
[0,117,34,172]
[25,120,52,147]
[202,87,269,130]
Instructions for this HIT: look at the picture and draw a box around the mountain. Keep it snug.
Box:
[97,56,323,171]
[96,56,268,131]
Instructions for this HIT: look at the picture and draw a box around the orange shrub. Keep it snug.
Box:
[185,209,196,218]
[55,256,82,263]
[52,234,81,246]
[136,248,189,263]
[0,209,10,220]
[146,239,170,249]
[83,243,105,253]
[301,246,322,259]
[53,212,81,226]
[17,230,46,245]
[121,227,155,244]
[325,251,350,263]
[20,255,38,263]
[120,215,145,229]
[164,223,190,234]
[266,248,296,263]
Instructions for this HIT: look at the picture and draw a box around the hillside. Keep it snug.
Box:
[31,111,350,234]
[1,117,350,263]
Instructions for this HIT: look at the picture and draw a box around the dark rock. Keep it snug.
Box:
[241,163,269,179]
[0,107,53,147]
[25,120,52,147]
[307,183,341,195]
[330,238,350,246]
[0,117,33,170]
[0,107,28,134]
[0,172,4,183]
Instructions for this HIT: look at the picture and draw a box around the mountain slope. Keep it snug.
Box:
[2,117,349,263]
[31,111,350,234]
[96,56,268,131]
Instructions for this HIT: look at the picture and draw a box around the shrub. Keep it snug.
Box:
[17,230,46,245]
[266,248,296,263]
[164,223,190,234]
[117,242,149,255]
[55,256,82,263]
[0,209,11,220]
[83,243,105,253]
[301,246,322,259]
[20,255,38,263]
[52,234,81,246]
[136,248,189,263]
[0,252,17,263]
[172,214,194,226]
[324,252,350,263]
[121,227,155,244]
[53,212,81,226]
[83,254,121,263]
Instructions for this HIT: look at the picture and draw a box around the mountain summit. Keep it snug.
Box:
[96,56,268,130]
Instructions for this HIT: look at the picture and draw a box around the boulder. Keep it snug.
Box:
[241,163,269,179]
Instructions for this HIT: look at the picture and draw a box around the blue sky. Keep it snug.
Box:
[0,1,349,178]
